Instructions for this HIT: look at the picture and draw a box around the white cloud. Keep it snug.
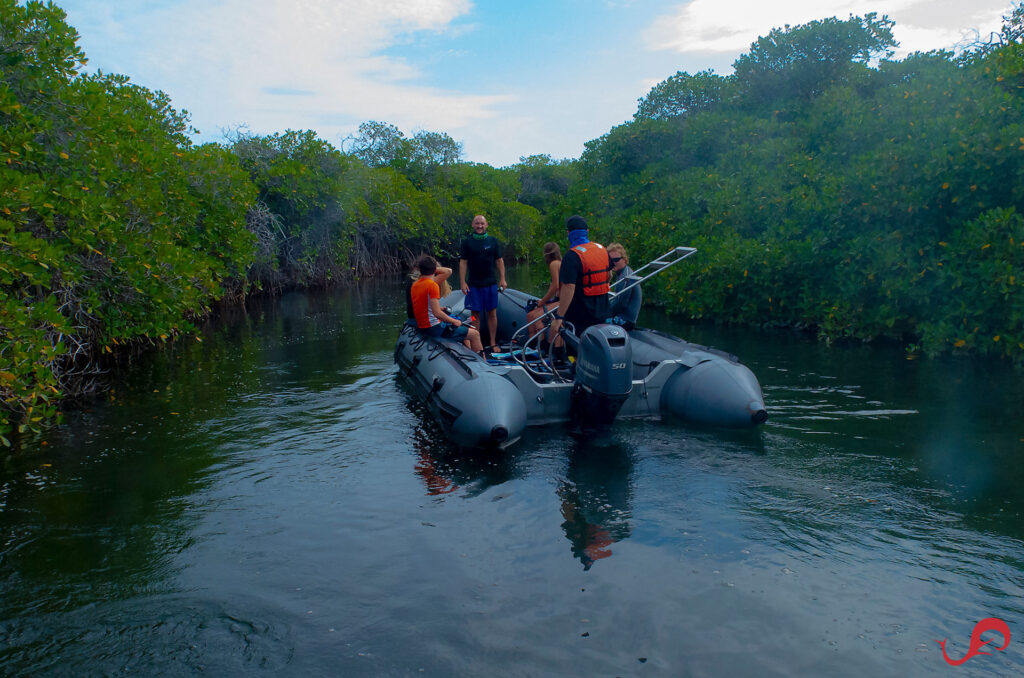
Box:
[647,0,1015,58]
[67,0,508,147]
[62,0,1021,166]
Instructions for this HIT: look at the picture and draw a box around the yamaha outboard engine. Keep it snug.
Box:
[569,324,633,431]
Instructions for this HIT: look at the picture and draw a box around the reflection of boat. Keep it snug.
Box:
[559,441,633,570]
[409,424,515,497]
[394,247,767,449]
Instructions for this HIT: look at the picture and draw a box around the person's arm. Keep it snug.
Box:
[496,258,507,291]
[550,254,575,334]
[436,266,452,283]
[550,282,575,335]
[429,296,461,326]
[459,259,469,295]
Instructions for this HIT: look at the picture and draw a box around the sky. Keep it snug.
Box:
[56,0,1017,167]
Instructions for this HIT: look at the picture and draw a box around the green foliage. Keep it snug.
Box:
[919,208,1024,358]
[347,120,411,169]
[635,70,731,121]
[733,13,896,105]
[1,1,254,443]
[570,11,1024,365]
[345,121,463,189]
[408,130,463,186]
[513,154,576,213]
[231,129,359,286]
[1003,2,1024,45]
[230,122,539,284]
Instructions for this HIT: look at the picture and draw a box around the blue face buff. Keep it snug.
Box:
[568,229,589,248]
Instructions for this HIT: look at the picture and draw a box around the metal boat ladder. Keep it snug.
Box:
[507,245,698,382]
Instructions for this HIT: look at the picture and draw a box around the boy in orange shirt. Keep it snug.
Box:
[410,255,484,353]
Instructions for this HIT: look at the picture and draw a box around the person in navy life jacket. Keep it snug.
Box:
[549,215,612,340]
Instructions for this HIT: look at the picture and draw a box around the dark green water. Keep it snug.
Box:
[2,271,1023,676]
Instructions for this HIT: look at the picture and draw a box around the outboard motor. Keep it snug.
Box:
[569,324,633,431]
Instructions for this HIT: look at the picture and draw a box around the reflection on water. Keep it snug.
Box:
[2,278,1024,676]
[410,423,515,499]
[410,412,636,571]
[559,440,633,570]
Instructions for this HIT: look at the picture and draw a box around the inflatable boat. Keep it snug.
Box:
[394,247,767,448]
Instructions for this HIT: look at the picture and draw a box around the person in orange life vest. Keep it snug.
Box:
[549,215,612,339]
[410,255,484,353]
[459,214,507,353]
[406,257,452,320]
[406,257,454,321]
[525,241,563,347]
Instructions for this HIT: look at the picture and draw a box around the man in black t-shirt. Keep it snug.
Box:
[550,215,611,339]
[459,214,507,351]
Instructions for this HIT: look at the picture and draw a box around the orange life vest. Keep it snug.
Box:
[570,243,610,296]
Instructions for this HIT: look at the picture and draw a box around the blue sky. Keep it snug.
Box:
[57,0,1016,167]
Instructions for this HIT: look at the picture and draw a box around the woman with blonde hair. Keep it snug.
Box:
[606,242,642,326]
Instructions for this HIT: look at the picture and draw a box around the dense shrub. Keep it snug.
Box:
[571,10,1024,363]
[1,0,255,443]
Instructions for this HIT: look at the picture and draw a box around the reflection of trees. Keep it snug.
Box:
[119,280,405,422]
[2,283,411,642]
[558,440,634,570]
[0,426,214,628]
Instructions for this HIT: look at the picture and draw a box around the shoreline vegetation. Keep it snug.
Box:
[2,2,1023,445]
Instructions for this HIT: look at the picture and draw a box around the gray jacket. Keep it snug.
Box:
[610,265,642,323]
